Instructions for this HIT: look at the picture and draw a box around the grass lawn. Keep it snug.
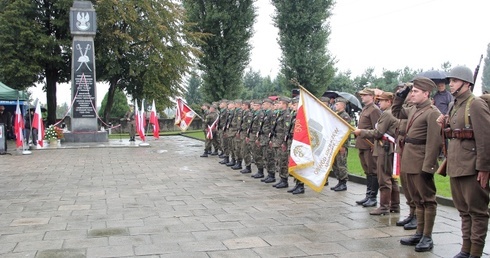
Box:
[178,131,452,198]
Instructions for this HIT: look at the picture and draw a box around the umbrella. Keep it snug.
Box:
[417,70,447,80]
[323,91,362,111]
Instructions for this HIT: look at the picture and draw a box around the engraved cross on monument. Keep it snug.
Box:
[65,0,107,142]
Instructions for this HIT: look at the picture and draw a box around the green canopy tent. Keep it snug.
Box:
[0,81,28,101]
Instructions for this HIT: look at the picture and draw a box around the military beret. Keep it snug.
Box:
[320,96,331,102]
[358,88,375,95]
[279,96,291,103]
[335,97,347,103]
[376,92,394,101]
[262,98,273,104]
[292,97,299,104]
[413,77,436,92]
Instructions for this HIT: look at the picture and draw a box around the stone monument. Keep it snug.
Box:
[64,0,107,142]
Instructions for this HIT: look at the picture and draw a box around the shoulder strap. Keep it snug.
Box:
[464,95,474,128]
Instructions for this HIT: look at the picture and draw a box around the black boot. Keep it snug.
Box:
[218,151,224,157]
[400,232,423,246]
[363,176,378,207]
[219,156,229,164]
[403,216,417,230]
[415,235,433,252]
[330,180,342,190]
[396,214,414,226]
[274,178,289,188]
[262,172,276,183]
[200,151,208,157]
[251,168,264,178]
[356,175,372,205]
[288,180,300,193]
[210,151,218,156]
[334,180,347,192]
[226,158,236,167]
[292,183,305,194]
[453,252,470,258]
[240,165,252,174]
[231,160,242,170]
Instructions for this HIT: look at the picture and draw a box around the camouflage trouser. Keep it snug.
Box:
[274,146,289,179]
[223,133,233,157]
[205,131,218,152]
[217,130,224,152]
[233,132,242,160]
[332,148,349,181]
[241,136,253,166]
[250,135,264,169]
[264,144,275,173]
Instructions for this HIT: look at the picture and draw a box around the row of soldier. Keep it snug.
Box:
[198,65,490,257]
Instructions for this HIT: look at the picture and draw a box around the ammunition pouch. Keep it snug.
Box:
[444,128,474,139]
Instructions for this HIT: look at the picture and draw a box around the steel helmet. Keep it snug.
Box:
[446,66,474,84]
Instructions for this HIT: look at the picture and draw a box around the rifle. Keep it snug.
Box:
[246,111,257,137]
[223,109,234,132]
[283,111,296,143]
[437,55,483,176]
[269,111,281,140]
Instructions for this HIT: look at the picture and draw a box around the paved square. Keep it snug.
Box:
[0,136,488,257]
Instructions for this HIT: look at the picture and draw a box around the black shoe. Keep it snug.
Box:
[334,183,347,192]
[218,154,225,158]
[292,185,305,194]
[263,177,276,183]
[287,184,300,193]
[272,181,281,187]
[210,151,218,156]
[362,198,377,207]
[200,152,208,157]
[415,236,433,252]
[396,215,414,226]
[252,172,264,178]
[400,233,422,246]
[226,159,236,166]
[356,196,369,205]
[219,157,229,164]
[330,181,341,190]
[274,178,288,189]
[453,252,470,258]
[469,256,480,258]
[240,165,251,174]
[231,163,242,170]
[404,216,417,230]
[218,151,224,156]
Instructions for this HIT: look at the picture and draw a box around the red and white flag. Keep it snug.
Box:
[150,100,160,139]
[135,100,146,142]
[288,87,353,192]
[175,98,196,131]
[32,101,45,147]
[14,100,24,148]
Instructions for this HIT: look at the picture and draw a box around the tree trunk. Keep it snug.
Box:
[103,78,118,123]
[45,68,58,126]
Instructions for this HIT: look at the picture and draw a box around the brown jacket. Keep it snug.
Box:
[355,103,381,149]
[359,108,399,157]
[392,97,442,174]
[446,90,490,177]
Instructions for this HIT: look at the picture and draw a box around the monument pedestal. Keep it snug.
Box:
[63,131,108,143]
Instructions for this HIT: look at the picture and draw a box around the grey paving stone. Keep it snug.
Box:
[222,236,269,249]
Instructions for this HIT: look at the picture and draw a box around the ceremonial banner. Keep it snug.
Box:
[150,100,160,139]
[14,100,24,148]
[288,87,354,192]
[32,101,45,147]
[174,98,196,131]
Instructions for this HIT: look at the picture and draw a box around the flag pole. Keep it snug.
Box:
[139,99,150,147]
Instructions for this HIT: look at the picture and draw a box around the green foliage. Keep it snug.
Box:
[0,0,74,125]
[184,73,203,105]
[482,43,490,94]
[99,88,129,119]
[272,0,335,96]
[183,0,256,101]
[95,0,202,121]
[56,102,69,119]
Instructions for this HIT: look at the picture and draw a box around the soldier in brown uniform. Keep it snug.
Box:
[330,98,352,192]
[440,66,490,258]
[392,77,442,252]
[355,88,382,207]
[354,92,400,215]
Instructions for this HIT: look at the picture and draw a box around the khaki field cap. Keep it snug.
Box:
[412,77,436,92]
[279,96,291,103]
[376,92,394,101]
[358,88,375,95]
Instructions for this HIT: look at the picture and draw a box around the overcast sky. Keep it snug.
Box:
[32,0,490,105]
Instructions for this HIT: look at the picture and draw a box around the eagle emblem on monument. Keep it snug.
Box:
[76,12,90,31]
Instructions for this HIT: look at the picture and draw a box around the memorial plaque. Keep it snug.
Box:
[72,40,96,118]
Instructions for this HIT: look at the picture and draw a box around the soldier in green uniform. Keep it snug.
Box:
[226,99,243,167]
[219,101,235,165]
[271,97,292,188]
[255,98,275,179]
[218,99,228,158]
[243,100,262,174]
[202,104,219,157]
[232,100,252,171]
[200,103,210,157]
[329,98,352,192]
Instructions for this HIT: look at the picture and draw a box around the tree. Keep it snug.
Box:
[56,102,69,119]
[0,0,74,125]
[183,0,256,101]
[272,0,335,96]
[329,71,355,93]
[184,73,203,105]
[98,88,128,119]
[482,43,490,94]
[95,0,201,122]
[241,69,263,99]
